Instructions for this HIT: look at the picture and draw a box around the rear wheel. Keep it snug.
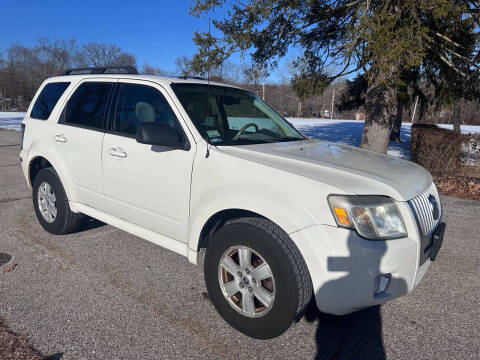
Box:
[32,168,82,235]
[204,217,312,339]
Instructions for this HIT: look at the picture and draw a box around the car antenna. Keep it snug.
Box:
[206,12,212,159]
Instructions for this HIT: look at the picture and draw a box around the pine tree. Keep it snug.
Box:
[190,0,480,153]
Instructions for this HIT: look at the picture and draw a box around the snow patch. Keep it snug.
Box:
[288,118,480,161]
[0,112,25,131]
[2,112,479,162]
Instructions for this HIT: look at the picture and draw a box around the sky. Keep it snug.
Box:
[0,0,245,75]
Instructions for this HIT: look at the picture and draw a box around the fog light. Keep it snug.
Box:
[374,273,391,295]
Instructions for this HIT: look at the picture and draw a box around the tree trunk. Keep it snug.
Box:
[297,99,302,118]
[360,78,398,153]
[452,99,461,134]
[390,97,403,142]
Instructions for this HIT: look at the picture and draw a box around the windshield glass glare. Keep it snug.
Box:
[171,84,304,145]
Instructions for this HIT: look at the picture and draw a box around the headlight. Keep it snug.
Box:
[328,195,407,240]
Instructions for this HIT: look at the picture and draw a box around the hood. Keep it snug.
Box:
[217,139,432,201]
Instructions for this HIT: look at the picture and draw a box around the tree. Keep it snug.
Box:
[0,38,138,109]
[142,63,167,75]
[338,74,367,114]
[75,42,136,68]
[175,55,196,77]
[190,0,480,153]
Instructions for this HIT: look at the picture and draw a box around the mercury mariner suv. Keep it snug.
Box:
[20,66,446,339]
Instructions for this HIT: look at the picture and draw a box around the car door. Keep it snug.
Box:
[102,79,195,242]
[53,79,115,211]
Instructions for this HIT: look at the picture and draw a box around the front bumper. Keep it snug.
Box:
[290,220,430,315]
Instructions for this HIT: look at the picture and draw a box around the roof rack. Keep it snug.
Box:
[61,66,139,76]
[177,75,205,81]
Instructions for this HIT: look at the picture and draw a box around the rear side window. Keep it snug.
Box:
[63,82,113,130]
[114,83,179,136]
[30,82,70,120]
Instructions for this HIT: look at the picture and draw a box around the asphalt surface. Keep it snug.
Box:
[0,129,479,360]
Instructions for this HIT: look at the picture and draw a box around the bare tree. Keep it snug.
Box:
[0,38,138,109]
[141,63,167,75]
[76,42,136,68]
[36,37,77,74]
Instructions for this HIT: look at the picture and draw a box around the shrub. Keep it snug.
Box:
[410,123,480,178]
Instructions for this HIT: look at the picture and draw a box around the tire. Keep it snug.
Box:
[32,167,82,235]
[204,217,312,339]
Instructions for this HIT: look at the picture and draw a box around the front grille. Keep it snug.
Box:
[409,182,442,236]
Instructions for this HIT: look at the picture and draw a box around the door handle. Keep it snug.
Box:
[108,147,127,158]
[54,134,67,143]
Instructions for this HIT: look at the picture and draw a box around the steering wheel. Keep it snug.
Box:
[232,123,259,141]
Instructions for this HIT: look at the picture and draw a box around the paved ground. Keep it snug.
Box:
[0,129,479,360]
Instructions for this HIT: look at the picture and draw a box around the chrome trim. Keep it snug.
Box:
[409,183,442,236]
[408,183,443,265]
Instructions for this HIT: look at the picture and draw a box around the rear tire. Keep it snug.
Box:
[32,168,82,235]
[204,217,312,339]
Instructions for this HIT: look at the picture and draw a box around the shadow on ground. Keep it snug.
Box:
[76,217,105,232]
[304,304,385,360]
[44,353,63,360]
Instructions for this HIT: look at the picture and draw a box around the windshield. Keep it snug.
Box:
[171,84,304,145]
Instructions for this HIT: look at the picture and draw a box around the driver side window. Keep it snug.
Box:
[114,83,179,137]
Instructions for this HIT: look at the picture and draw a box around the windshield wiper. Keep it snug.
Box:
[273,136,304,142]
[215,138,273,146]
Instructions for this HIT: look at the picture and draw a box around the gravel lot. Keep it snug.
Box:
[0,129,479,360]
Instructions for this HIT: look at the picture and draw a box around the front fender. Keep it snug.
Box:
[186,142,342,259]
[187,195,310,254]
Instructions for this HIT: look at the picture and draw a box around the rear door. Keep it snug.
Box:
[53,79,115,211]
[102,79,195,241]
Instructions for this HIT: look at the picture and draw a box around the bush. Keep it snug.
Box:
[410,123,480,178]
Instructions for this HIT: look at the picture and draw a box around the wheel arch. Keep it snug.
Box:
[28,156,53,187]
[196,208,266,251]
[26,153,77,203]
[187,205,307,266]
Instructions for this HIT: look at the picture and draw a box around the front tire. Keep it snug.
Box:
[204,217,312,339]
[32,168,82,235]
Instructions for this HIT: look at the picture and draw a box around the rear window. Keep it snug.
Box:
[63,82,113,131]
[30,82,70,120]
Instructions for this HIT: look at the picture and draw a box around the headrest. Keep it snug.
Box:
[135,102,155,123]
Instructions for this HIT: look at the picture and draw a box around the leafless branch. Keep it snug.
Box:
[275,7,293,49]
[434,33,462,48]
[439,53,466,77]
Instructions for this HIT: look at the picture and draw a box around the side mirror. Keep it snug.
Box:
[136,122,188,149]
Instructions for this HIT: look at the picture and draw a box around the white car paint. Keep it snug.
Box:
[20,73,441,315]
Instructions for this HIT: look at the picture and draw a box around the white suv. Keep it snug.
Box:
[20,67,445,339]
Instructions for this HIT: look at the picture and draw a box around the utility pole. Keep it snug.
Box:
[331,88,335,120]
[262,82,265,100]
[411,95,419,123]
[322,93,326,118]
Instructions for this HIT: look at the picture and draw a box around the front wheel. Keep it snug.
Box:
[204,217,312,339]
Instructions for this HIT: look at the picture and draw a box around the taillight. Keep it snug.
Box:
[20,123,25,150]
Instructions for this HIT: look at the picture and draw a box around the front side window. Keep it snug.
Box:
[172,84,303,145]
[31,82,70,120]
[114,83,180,136]
[63,82,113,130]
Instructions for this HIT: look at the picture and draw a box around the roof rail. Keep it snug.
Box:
[177,75,205,81]
[61,66,139,76]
